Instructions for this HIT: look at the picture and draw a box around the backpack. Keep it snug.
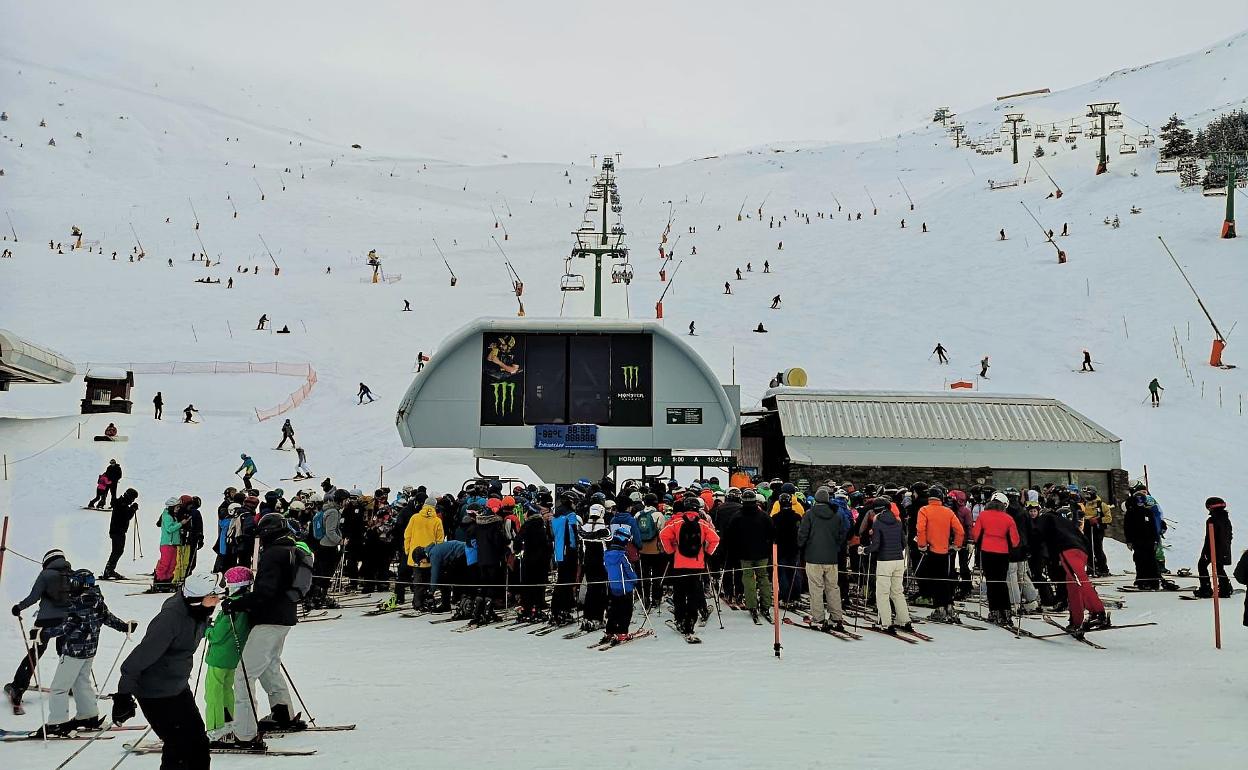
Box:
[677,516,703,558]
[637,509,659,542]
[311,509,326,541]
[286,547,314,602]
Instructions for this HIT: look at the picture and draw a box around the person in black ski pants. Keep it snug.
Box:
[1196,497,1234,598]
[113,574,219,769]
[6,550,74,709]
[104,489,139,579]
[103,459,123,506]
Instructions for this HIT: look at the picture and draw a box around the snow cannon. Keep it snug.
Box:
[1210,338,1226,368]
[655,301,663,319]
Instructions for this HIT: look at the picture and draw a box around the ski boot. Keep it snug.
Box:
[5,683,23,709]
[319,596,340,610]
[100,569,126,580]
[1081,611,1109,632]
[232,735,269,751]
[377,594,398,612]
[748,608,759,623]
[69,715,105,731]
[898,622,916,633]
[258,704,306,733]
[580,618,602,633]
[1064,622,1086,639]
[34,722,76,739]
[758,605,772,623]
[598,632,613,646]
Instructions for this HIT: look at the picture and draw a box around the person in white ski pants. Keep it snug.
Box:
[875,560,911,627]
[230,625,293,741]
[48,656,100,725]
[1006,559,1040,610]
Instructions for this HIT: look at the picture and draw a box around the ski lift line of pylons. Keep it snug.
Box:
[432,238,457,287]
[654,259,683,319]
[491,236,525,302]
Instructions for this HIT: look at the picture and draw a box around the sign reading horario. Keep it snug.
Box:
[395,318,740,483]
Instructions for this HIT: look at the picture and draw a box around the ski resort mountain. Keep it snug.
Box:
[1,22,1247,770]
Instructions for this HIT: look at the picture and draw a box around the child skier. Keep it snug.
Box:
[602,524,639,646]
[40,570,136,736]
[205,567,252,745]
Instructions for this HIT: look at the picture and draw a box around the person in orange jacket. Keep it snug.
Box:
[971,492,1020,625]
[915,486,965,621]
[659,499,721,637]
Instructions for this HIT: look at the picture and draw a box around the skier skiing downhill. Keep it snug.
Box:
[294,445,312,479]
[1081,349,1094,372]
[1148,378,1164,407]
[932,343,948,364]
[358,382,375,404]
[979,356,990,378]
[236,453,258,491]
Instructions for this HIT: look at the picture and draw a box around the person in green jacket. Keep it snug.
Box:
[154,496,187,588]
[204,566,253,743]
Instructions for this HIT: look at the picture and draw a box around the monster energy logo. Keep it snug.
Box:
[491,381,516,415]
[621,365,640,389]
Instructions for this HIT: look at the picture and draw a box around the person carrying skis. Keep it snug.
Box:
[1148,378,1164,407]
[38,570,136,737]
[6,549,74,712]
[729,489,773,623]
[277,419,295,449]
[798,487,848,632]
[224,513,312,749]
[933,343,948,364]
[1034,504,1106,636]
[204,566,252,743]
[659,499,720,639]
[153,391,163,420]
[236,453,257,491]
[103,488,139,579]
[1195,497,1233,599]
[972,493,1020,626]
[357,382,375,404]
[113,573,221,765]
[915,487,965,622]
[868,497,913,632]
[602,524,639,646]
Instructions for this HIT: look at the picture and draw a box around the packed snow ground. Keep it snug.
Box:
[2,21,1248,770]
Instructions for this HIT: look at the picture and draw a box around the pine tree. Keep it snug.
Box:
[1192,109,1248,157]
[1159,113,1194,159]
[1033,145,1045,158]
[1179,161,1201,188]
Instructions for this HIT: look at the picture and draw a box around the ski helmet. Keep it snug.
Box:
[1206,497,1227,510]
[726,487,741,499]
[182,573,221,600]
[255,513,289,540]
[989,491,1010,508]
[588,503,605,519]
[927,485,947,500]
[68,569,96,595]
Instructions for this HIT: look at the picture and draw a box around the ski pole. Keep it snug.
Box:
[707,565,724,630]
[16,615,48,743]
[654,560,671,618]
[54,717,116,769]
[228,614,262,738]
[97,634,131,696]
[106,725,151,770]
[280,662,318,727]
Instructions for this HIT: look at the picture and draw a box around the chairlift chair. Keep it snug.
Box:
[561,273,585,291]
[1119,142,1137,155]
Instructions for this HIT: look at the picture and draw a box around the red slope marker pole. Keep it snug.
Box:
[1209,522,1222,650]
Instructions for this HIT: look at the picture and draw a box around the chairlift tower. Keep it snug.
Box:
[569,153,628,316]
[1004,113,1024,165]
[1212,150,1246,238]
[950,124,965,149]
[1087,102,1121,175]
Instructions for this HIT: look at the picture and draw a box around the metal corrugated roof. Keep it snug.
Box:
[771,390,1119,444]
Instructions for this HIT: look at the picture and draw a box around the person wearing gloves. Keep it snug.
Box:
[6,548,74,710]
[402,496,445,612]
[867,497,914,632]
[154,497,186,590]
[113,573,220,768]
[972,492,1021,626]
[39,570,136,736]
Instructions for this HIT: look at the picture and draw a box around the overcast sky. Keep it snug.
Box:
[4,1,1246,163]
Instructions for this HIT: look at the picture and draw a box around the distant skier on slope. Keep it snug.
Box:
[294,446,312,480]
[979,356,990,378]
[183,404,198,423]
[1148,378,1164,407]
[1081,350,1094,372]
[933,343,949,364]
[153,391,163,420]
[256,314,268,331]
[724,282,732,295]
[770,295,781,309]
[236,454,257,492]
[688,321,696,336]
[358,383,375,404]
[277,419,295,449]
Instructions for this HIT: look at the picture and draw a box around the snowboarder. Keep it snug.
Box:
[921,222,927,233]
[770,294,781,309]
[659,499,720,639]
[763,260,771,273]
[153,391,163,420]
[933,343,948,364]
[236,453,257,491]
[1061,222,1069,236]
[223,513,312,749]
[113,573,219,764]
[1148,378,1164,407]
[294,446,312,479]
[979,356,990,378]
[1194,497,1233,599]
[256,314,268,331]
[688,321,696,336]
[358,382,375,404]
[753,323,768,333]
[277,419,295,449]
[723,281,732,294]
[6,549,74,713]
[103,488,139,579]
[1081,350,1094,372]
[37,570,136,737]
[183,404,198,423]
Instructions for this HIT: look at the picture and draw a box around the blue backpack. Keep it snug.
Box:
[636,509,659,542]
[311,509,326,541]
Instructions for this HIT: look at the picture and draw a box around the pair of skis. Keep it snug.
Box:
[127,724,355,757]
[781,617,862,641]
[586,628,656,650]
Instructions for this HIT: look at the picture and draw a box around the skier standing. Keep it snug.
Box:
[972,493,1020,625]
[38,570,136,736]
[798,487,848,632]
[868,497,912,631]
[1078,487,1113,577]
[6,549,74,712]
[403,497,445,611]
[636,495,668,610]
[602,524,639,645]
[1123,489,1165,590]
[236,453,257,492]
[204,566,252,743]
[256,314,268,330]
[549,495,582,625]
[915,487,965,622]
[87,470,111,510]
[1194,497,1233,599]
[154,497,186,590]
[295,446,312,479]
[578,504,611,633]
[103,488,139,579]
[1081,349,1094,372]
[515,500,553,621]
[659,499,720,640]
[153,391,163,420]
[113,573,220,765]
[1034,505,1106,635]
[309,491,345,609]
[728,490,773,623]
[224,513,312,748]
[277,419,295,449]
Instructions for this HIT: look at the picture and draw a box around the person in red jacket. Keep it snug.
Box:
[915,487,965,621]
[659,499,721,638]
[972,492,1020,625]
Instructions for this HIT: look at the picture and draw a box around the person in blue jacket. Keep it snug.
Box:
[549,495,582,625]
[602,524,639,646]
[413,540,467,613]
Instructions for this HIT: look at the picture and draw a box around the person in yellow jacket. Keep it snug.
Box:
[769,497,805,518]
[403,503,445,611]
[1078,486,1113,577]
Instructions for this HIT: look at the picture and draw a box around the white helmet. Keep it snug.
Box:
[182,573,222,600]
[288,500,306,512]
[990,491,1010,507]
[588,503,605,519]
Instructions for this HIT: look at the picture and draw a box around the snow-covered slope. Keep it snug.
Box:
[2,25,1248,770]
